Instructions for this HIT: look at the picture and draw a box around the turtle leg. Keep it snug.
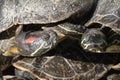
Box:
[0,71,3,80]
[112,63,120,70]
[107,74,120,80]
[106,63,120,80]
[105,28,120,53]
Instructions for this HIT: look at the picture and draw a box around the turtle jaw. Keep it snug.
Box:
[81,39,107,53]
[81,42,105,53]
[88,48,104,53]
[89,48,102,53]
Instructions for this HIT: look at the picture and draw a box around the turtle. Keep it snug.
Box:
[0,0,98,57]
[0,54,14,80]
[0,26,18,80]
[0,23,117,79]
[1,32,120,79]
[0,0,119,79]
[3,24,66,57]
[3,20,119,57]
[0,0,120,56]
[12,39,120,80]
[81,0,120,53]
[0,0,119,56]
[44,0,120,53]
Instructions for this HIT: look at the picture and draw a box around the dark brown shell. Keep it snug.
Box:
[13,39,120,80]
[0,0,95,32]
[85,0,120,33]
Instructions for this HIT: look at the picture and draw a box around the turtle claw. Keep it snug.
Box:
[3,47,20,57]
[105,45,120,53]
[112,63,120,70]
[107,74,120,80]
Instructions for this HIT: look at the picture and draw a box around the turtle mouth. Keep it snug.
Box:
[88,48,103,53]
[82,43,104,53]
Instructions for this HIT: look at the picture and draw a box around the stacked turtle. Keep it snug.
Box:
[0,26,17,80]
[12,39,120,80]
[0,0,120,80]
[0,0,95,57]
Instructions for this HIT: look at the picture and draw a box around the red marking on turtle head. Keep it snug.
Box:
[24,37,39,43]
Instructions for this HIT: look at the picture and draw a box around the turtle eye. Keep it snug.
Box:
[42,34,50,40]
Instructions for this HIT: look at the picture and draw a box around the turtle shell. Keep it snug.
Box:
[13,39,120,80]
[85,0,120,33]
[81,0,120,53]
[0,0,95,33]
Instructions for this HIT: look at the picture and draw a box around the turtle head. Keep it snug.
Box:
[15,25,58,57]
[81,29,107,53]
